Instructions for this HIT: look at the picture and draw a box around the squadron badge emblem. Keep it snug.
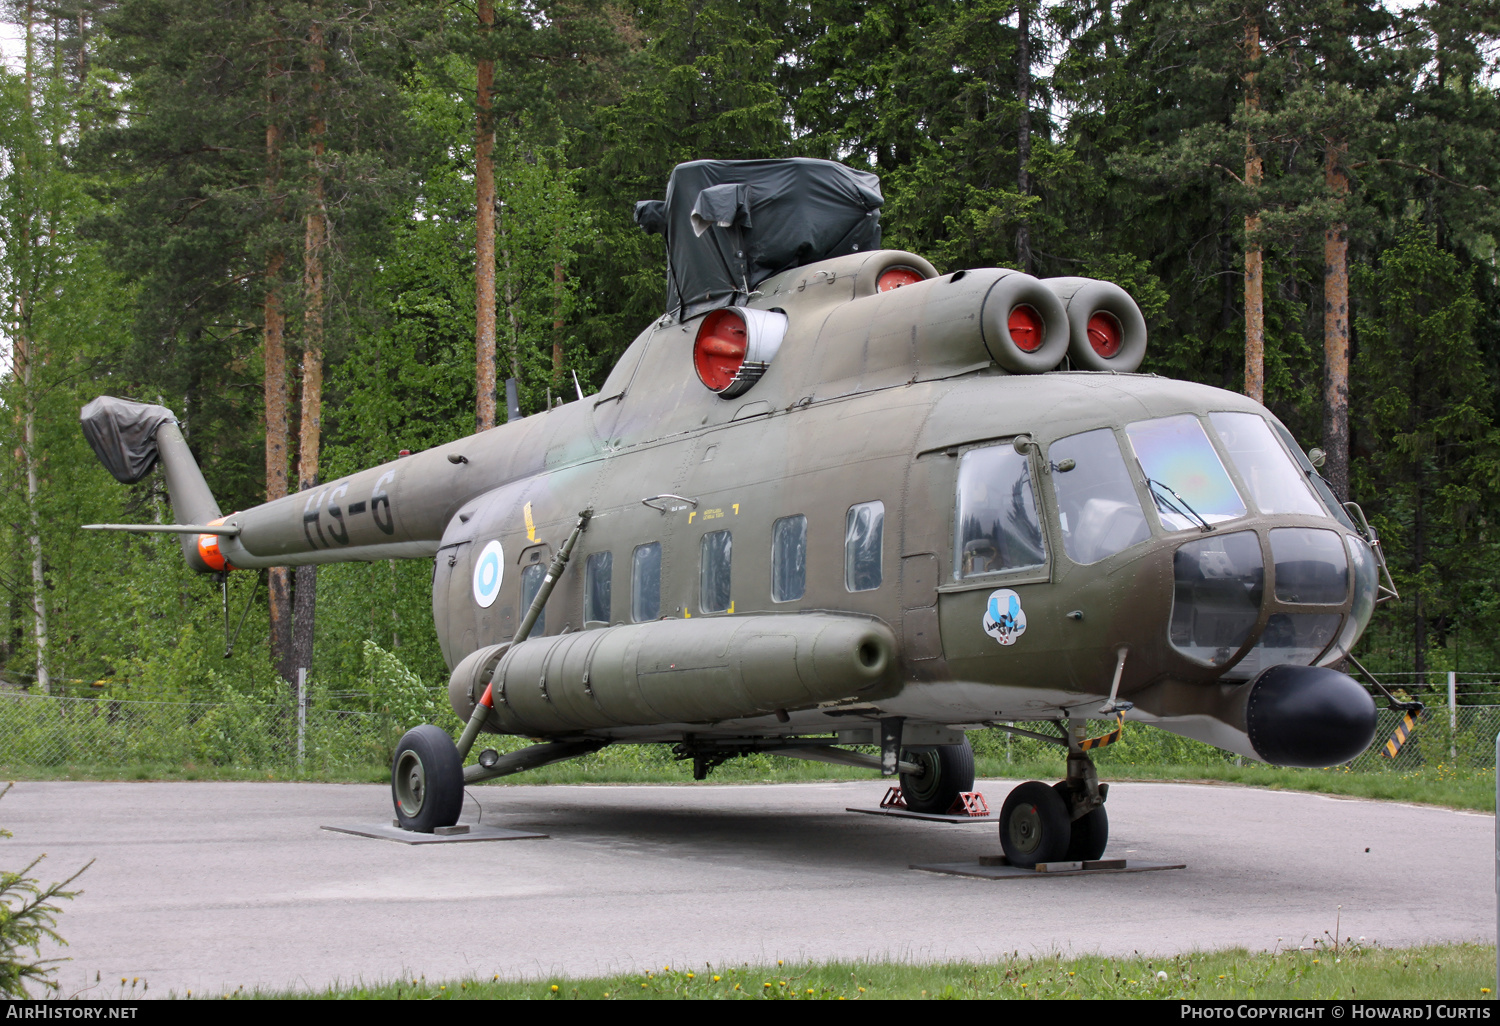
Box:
[983,588,1027,646]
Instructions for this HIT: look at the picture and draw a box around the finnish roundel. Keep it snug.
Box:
[472,539,505,608]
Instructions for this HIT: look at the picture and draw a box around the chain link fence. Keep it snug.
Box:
[0,692,413,773]
[2,686,1498,777]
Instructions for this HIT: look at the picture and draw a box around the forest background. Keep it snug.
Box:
[2,0,1498,715]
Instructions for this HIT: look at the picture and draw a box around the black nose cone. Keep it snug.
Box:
[1245,664,1378,767]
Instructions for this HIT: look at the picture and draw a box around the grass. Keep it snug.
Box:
[2,753,1492,812]
[173,943,1498,1000]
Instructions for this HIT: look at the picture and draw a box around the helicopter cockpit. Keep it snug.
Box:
[954,405,1382,685]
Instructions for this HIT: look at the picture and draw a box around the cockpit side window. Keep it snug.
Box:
[1125,415,1246,531]
[1049,428,1151,565]
[1207,412,1326,517]
[955,444,1047,578]
[1268,420,1360,531]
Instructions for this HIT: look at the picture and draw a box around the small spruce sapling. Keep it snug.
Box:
[0,782,91,997]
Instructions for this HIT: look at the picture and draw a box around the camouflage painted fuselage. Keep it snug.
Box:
[209,249,1376,760]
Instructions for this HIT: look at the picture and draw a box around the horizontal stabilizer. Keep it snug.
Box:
[82,523,242,537]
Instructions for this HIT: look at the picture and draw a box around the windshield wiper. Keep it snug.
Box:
[1147,478,1214,532]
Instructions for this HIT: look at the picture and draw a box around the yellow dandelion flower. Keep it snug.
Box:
[550,985,559,993]
[712,975,721,982]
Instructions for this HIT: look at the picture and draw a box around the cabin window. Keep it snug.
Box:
[955,446,1045,578]
[845,501,884,591]
[771,515,807,602]
[632,542,661,622]
[1049,429,1150,565]
[520,561,547,636]
[1208,412,1326,517]
[584,550,612,623]
[700,531,733,612]
[1125,415,1246,530]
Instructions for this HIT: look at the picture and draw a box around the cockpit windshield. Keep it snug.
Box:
[1125,415,1246,531]
[1208,412,1326,517]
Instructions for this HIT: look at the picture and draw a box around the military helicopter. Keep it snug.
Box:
[81,157,1394,868]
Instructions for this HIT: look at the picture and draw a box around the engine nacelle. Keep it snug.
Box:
[1042,277,1149,373]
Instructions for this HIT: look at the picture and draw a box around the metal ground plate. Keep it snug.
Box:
[911,858,1185,880]
[845,806,998,824]
[321,822,547,845]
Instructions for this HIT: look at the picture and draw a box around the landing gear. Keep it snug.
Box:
[997,733,1110,867]
[998,780,1071,866]
[898,738,976,813]
[391,724,464,833]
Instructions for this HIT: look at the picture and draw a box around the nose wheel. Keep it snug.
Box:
[998,745,1111,867]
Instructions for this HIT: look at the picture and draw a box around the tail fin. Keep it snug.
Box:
[81,396,224,570]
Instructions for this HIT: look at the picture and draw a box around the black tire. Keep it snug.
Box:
[898,738,976,814]
[999,780,1071,868]
[391,724,464,833]
[1053,782,1109,861]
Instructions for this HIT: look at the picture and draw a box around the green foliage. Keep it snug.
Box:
[2,0,1500,712]
[0,784,89,997]
[361,640,447,733]
[238,943,1497,1000]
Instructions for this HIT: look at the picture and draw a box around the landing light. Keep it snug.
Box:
[1007,305,1045,353]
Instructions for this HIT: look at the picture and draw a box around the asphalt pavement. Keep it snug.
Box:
[5,777,1492,996]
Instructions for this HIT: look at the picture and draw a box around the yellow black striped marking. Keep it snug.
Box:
[1382,710,1420,758]
[1078,714,1126,752]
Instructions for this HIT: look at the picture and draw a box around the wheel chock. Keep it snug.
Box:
[948,791,990,817]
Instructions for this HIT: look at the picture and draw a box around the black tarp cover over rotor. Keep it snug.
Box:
[80,395,176,484]
[634,158,883,321]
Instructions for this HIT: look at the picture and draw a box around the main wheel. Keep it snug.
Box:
[391,724,464,833]
[1053,782,1109,861]
[999,780,1071,868]
[898,738,976,814]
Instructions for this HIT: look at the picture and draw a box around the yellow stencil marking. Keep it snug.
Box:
[524,502,536,542]
[704,508,723,520]
[732,504,740,515]
[688,511,696,524]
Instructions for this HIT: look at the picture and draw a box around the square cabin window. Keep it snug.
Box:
[520,561,547,636]
[774,513,810,600]
[845,501,884,592]
[632,542,661,622]
[771,515,807,602]
[700,530,732,613]
[584,550,612,623]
